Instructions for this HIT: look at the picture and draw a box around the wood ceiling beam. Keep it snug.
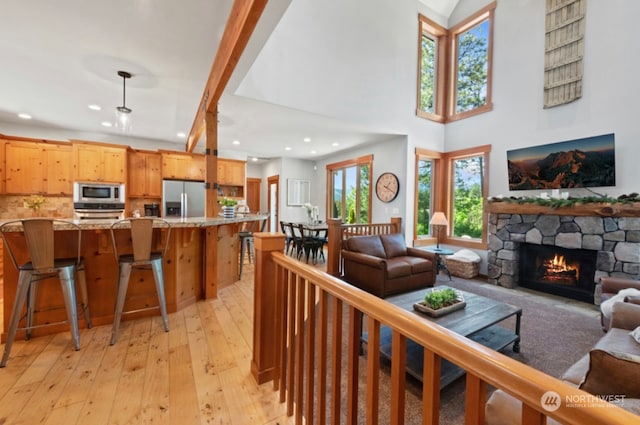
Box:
[186,0,268,153]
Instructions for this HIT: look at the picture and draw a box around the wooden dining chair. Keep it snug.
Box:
[0,218,91,367]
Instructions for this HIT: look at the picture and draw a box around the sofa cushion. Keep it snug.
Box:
[579,348,640,398]
[401,256,433,274]
[345,235,386,259]
[385,258,412,279]
[380,233,407,258]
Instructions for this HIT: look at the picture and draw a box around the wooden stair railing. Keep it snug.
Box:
[252,232,639,425]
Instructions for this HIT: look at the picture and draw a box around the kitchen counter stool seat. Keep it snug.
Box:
[0,219,91,367]
[109,218,171,345]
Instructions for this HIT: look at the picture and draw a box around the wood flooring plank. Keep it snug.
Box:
[185,303,231,424]
[201,299,236,373]
[168,311,201,424]
[138,317,171,425]
[12,332,73,388]
[107,343,149,424]
[75,319,135,425]
[0,333,55,400]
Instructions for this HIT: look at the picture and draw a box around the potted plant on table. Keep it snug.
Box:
[414,287,466,317]
[219,197,238,218]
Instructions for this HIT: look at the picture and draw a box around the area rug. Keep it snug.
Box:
[323,275,603,425]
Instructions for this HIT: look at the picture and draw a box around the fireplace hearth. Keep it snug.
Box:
[519,243,597,303]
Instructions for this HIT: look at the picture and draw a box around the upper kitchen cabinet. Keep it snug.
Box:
[5,139,72,195]
[128,149,162,198]
[72,141,126,183]
[216,158,246,199]
[161,151,205,181]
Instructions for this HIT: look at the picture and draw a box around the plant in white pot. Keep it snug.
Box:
[219,197,238,218]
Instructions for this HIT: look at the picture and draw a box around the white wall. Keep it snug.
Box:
[447,0,640,198]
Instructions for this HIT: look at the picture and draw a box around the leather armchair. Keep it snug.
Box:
[341,233,436,298]
[599,276,640,331]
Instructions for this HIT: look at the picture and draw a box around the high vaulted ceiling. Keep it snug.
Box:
[0,0,460,160]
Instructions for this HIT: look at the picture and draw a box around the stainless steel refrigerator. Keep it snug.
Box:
[163,180,206,218]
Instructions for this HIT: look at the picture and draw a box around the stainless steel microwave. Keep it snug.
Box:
[73,182,125,203]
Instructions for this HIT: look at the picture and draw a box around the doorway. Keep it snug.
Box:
[245,178,261,213]
[267,175,279,233]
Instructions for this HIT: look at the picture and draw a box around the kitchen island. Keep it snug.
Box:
[1,214,268,340]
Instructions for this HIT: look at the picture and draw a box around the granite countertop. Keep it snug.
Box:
[0,214,269,231]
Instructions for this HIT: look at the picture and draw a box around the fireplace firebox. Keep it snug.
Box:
[519,243,597,303]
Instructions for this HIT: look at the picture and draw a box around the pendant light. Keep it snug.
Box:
[115,70,132,133]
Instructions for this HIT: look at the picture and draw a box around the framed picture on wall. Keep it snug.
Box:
[287,179,311,206]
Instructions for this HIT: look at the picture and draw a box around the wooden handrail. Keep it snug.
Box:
[253,233,639,425]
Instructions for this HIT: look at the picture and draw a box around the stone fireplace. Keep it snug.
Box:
[487,203,640,304]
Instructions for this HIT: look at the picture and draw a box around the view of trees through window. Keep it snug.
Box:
[452,156,484,239]
[416,158,433,238]
[455,19,489,114]
[419,34,436,114]
[330,164,370,223]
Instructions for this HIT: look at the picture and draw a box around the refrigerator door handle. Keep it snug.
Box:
[182,192,188,218]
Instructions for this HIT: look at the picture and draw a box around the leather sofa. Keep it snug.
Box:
[485,301,640,424]
[341,233,436,298]
[599,276,640,331]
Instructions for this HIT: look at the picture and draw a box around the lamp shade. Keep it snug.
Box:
[430,212,448,226]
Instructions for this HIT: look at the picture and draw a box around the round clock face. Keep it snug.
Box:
[375,172,399,203]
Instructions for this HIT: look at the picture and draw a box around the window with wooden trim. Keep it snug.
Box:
[448,3,495,120]
[417,15,447,122]
[417,2,496,123]
[445,145,491,247]
[414,149,442,241]
[327,155,372,223]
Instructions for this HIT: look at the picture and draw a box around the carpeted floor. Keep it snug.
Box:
[328,274,603,425]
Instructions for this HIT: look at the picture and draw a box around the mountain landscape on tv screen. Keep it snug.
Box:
[507,148,616,190]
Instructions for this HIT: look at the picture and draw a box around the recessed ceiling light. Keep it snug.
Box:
[252,157,258,162]
[177,132,186,138]
[332,142,339,147]
[18,113,32,120]
[303,137,311,143]
[232,140,240,145]
[101,121,113,127]
[285,146,292,151]
[88,104,101,111]
[310,150,317,154]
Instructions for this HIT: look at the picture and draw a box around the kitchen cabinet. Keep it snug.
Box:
[72,142,126,183]
[161,151,205,181]
[128,150,162,197]
[217,158,245,199]
[5,140,72,195]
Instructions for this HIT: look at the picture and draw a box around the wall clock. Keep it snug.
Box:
[375,172,399,203]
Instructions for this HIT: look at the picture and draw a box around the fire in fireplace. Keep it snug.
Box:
[519,243,597,303]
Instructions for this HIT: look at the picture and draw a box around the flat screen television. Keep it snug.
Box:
[506,133,616,190]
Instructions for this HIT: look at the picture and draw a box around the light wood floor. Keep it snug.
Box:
[0,262,298,425]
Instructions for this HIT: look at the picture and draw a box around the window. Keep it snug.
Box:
[417,15,447,122]
[327,155,372,223]
[416,2,495,123]
[448,3,495,120]
[414,148,442,241]
[446,145,491,247]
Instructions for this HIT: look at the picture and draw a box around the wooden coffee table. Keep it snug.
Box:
[362,286,522,388]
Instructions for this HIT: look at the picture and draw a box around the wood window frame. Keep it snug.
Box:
[417,15,448,123]
[413,148,444,246]
[416,2,496,123]
[441,144,491,250]
[326,154,373,223]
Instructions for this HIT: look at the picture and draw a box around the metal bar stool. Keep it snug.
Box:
[238,215,269,279]
[109,218,171,345]
[0,218,91,367]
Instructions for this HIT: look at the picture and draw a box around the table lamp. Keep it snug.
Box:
[430,212,448,250]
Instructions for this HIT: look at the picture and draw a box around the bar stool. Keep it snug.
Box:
[109,218,171,345]
[238,215,269,279]
[0,218,91,367]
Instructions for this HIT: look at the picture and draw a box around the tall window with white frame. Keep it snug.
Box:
[328,156,371,223]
